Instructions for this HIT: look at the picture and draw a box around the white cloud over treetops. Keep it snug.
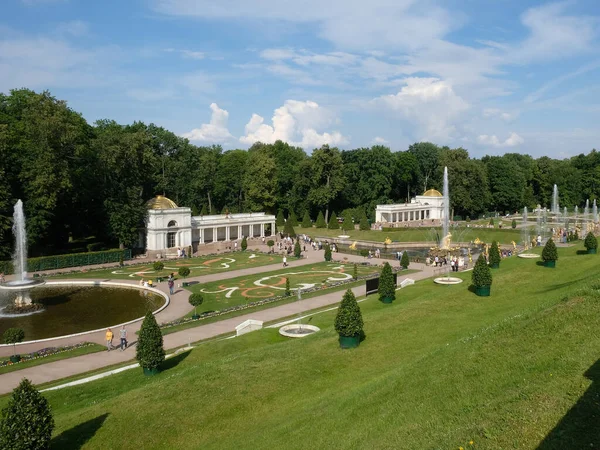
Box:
[478,132,524,148]
[182,103,234,143]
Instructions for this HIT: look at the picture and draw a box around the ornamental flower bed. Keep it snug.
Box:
[0,342,95,368]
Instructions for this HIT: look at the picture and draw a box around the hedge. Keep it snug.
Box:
[0,249,132,275]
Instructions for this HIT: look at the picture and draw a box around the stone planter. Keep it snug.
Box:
[143,367,160,376]
[339,334,360,349]
[182,281,190,287]
[489,263,500,269]
[380,296,394,304]
[587,248,597,254]
[475,285,491,297]
[9,355,21,363]
[544,260,556,268]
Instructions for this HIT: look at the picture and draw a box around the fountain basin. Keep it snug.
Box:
[434,277,464,285]
[279,324,320,338]
[0,279,46,291]
[518,253,540,259]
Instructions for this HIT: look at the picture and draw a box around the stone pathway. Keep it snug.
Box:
[0,249,439,394]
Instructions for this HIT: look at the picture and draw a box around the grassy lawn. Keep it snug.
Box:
[48,252,282,280]
[296,226,527,245]
[0,343,105,375]
[3,244,597,448]
[184,261,382,314]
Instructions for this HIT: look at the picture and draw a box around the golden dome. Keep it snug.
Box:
[422,189,443,197]
[146,195,178,210]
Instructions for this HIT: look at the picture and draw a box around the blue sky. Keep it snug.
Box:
[1,0,599,157]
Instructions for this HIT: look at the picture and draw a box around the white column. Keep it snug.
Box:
[238,225,242,239]
[260,223,265,237]
[199,228,204,244]
[213,227,217,242]
[226,226,230,241]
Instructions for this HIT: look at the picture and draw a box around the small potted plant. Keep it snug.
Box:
[472,254,492,296]
[189,293,203,320]
[542,238,558,268]
[3,328,25,363]
[179,267,191,286]
[488,241,501,269]
[378,262,396,304]
[584,232,597,254]
[334,289,364,349]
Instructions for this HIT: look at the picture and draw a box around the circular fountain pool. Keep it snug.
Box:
[279,324,320,338]
[0,284,166,341]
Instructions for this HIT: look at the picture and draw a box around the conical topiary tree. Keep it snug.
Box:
[283,220,297,238]
[0,378,54,449]
[200,204,207,216]
[378,262,396,303]
[488,241,501,268]
[489,218,494,227]
[301,211,312,228]
[472,254,492,296]
[511,219,517,229]
[315,211,326,228]
[241,236,248,251]
[342,210,354,231]
[359,214,370,231]
[400,251,410,269]
[542,238,558,267]
[584,232,597,253]
[136,311,165,374]
[324,244,332,262]
[294,240,301,258]
[276,209,285,230]
[328,211,339,230]
[288,210,298,227]
[334,289,364,348]
[285,277,291,296]
[353,263,358,280]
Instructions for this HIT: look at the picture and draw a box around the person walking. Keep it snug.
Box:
[168,277,175,295]
[283,255,287,267]
[119,325,128,351]
[105,328,113,352]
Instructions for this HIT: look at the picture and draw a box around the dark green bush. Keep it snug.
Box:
[360,249,369,257]
[378,262,396,303]
[3,328,25,356]
[285,278,291,296]
[324,244,332,262]
[342,211,354,231]
[267,239,275,248]
[294,241,301,258]
[472,254,492,287]
[241,236,248,251]
[359,215,370,231]
[353,263,358,280]
[400,251,410,269]
[178,267,190,278]
[542,238,558,262]
[288,211,298,227]
[334,289,364,337]
[153,261,164,271]
[188,293,204,307]
[276,209,285,228]
[86,242,104,252]
[511,219,517,229]
[584,232,597,250]
[489,218,494,227]
[488,241,501,267]
[283,220,297,238]
[136,311,165,371]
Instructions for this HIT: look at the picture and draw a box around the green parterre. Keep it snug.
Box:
[3,244,600,448]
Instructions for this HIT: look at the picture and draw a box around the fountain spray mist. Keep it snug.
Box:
[441,167,449,247]
[552,184,559,215]
[12,200,28,282]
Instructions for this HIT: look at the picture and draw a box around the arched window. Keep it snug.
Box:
[167,220,178,227]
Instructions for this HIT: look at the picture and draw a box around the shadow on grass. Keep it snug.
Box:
[576,250,589,255]
[537,277,588,293]
[467,284,476,293]
[51,413,109,449]
[537,358,600,449]
[160,349,191,372]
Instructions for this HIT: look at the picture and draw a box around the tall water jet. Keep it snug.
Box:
[594,199,598,223]
[552,184,559,215]
[563,206,568,228]
[440,166,450,248]
[521,207,530,247]
[584,199,590,220]
[536,204,542,238]
[12,200,28,282]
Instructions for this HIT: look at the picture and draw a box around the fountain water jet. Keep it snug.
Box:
[521,207,530,247]
[441,166,450,248]
[594,200,598,223]
[552,184,559,215]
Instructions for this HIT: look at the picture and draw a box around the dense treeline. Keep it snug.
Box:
[0,89,598,257]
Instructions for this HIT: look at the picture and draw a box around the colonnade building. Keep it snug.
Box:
[375,189,446,224]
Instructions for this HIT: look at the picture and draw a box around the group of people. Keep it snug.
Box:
[105,325,128,352]
[427,255,468,270]
[140,272,176,295]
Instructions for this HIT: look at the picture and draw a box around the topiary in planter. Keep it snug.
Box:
[324,244,332,262]
[584,232,597,253]
[334,289,364,348]
[189,293,203,318]
[3,328,24,361]
[267,239,274,249]
[472,254,492,296]
[542,238,558,266]
[136,311,165,374]
[153,261,164,272]
[488,241,501,268]
[400,251,410,270]
[241,236,248,251]
[0,378,54,449]
[378,262,396,303]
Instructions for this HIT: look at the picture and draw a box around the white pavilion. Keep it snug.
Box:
[375,189,446,224]
[143,195,276,255]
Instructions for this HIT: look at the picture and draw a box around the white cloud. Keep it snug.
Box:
[478,132,524,148]
[373,137,388,144]
[165,48,205,60]
[482,108,518,122]
[240,100,348,149]
[524,60,600,103]
[372,77,469,141]
[182,103,234,143]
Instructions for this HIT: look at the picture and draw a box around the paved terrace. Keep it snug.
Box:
[0,245,440,394]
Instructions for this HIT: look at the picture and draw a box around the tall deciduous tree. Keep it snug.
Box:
[243,145,277,212]
[309,145,345,223]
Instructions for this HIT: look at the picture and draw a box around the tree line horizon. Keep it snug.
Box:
[0,89,598,257]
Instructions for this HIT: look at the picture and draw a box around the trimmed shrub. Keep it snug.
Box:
[466,216,471,222]
[0,378,54,450]
[327,211,339,230]
[342,211,354,231]
[153,261,164,272]
[400,251,410,269]
[301,211,312,228]
[359,215,370,231]
[283,220,297,238]
[511,219,517,229]
[136,311,165,371]
[276,209,285,228]
[472,254,492,287]
[315,211,326,228]
[294,240,301,258]
[178,267,190,279]
[3,328,25,357]
[285,277,291,296]
[288,211,298,227]
[189,293,204,316]
[324,244,332,262]
[489,218,495,227]
[241,236,248,251]
[584,232,597,250]
[267,239,275,249]
[378,262,396,303]
[334,289,364,337]
[360,249,369,258]
[542,238,558,262]
[353,263,358,280]
[488,241,501,267]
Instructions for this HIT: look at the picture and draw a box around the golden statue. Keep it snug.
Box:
[384,237,392,246]
[511,240,516,250]
[441,232,452,249]
[349,241,357,250]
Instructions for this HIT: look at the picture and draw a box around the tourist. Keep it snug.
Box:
[283,255,287,267]
[105,328,113,351]
[537,235,542,246]
[120,325,128,351]
[148,279,153,288]
[168,277,175,295]
[177,247,181,258]
[234,241,238,251]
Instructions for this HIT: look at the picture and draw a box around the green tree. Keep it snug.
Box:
[400,251,410,269]
[213,149,248,213]
[359,214,370,231]
[472,254,492,287]
[285,277,291,296]
[342,210,354,231]
[283,220,297,238]
[378,262,396,303]
[542,238,558,262]
[408,142,440,193]
[243,145,277,212]
[0,378,54,450]
[3,328,25,358]
[511,219,517,229]
[136,311,165,372]
[489,218,494,227]
[294,240,301,258]
[153,261,164,272]
[189,293,204,316]
[288,210,298,227]
[301,211,312,228]
[328,211,339,230]
[276,209,285,228]
[584,232,597,250]
[334,289,363,337]
[178,267,190,279]
[200,204,208,215]
[241,236,248,251]
[267,239,275,251]
[488,241,501,267]
[353,263,358,280]
[315,211,326,228]
[324,244,332,261]
[308,145,345,223]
